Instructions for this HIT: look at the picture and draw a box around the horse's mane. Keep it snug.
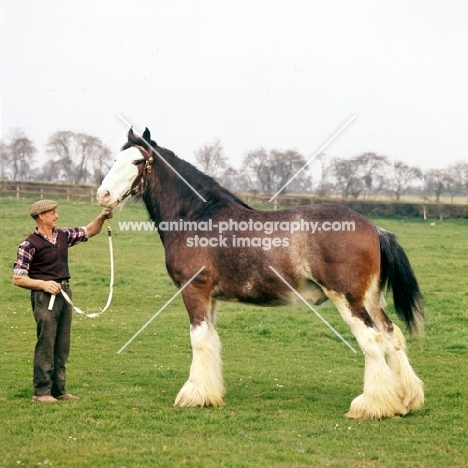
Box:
[121,131,252,218]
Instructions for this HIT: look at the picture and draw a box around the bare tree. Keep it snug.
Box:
[45,131,75,181]
[425,169,445,202]
[243,148,273,192]
[91,143,112,185]
[452,161,468,199]
[243,148,310,193]
[392,161,422,201]
[45,131,111,184]
[331,158,363,198]
[440,161,468,203]
[330,153,389,199]
[194,139,227,178]
[354,152,389,198]
[8,130,37,180]
[73,133,111,185]
[74,134,100,183]
[269,149,310,193]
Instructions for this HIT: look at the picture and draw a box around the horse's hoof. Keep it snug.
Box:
[345,393,408,420]
[174,380,225,408]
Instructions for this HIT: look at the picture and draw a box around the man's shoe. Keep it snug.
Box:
[57,393,80,401]
[32,395,58,404]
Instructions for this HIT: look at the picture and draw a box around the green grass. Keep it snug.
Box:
[1,199,467,467]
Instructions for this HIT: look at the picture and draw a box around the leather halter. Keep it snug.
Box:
[117,145,154,203]
[133,145,154,173]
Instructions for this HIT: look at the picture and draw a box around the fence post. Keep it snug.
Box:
[67,188,70,202]
[16,184,20,200]
[90,189,95,204]
[40,187,44,199]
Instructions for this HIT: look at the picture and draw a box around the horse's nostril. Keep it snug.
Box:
[97,189,111,204]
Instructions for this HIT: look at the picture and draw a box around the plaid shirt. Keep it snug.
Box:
[14,227,88,276]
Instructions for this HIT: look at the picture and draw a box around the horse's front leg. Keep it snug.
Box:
[174,285,224,408]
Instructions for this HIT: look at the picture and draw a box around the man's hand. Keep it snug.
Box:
[42,280,61,295]
[87,208,114,238]
[101,208,113,220]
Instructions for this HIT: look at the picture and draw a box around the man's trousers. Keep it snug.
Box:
[30,285,72,397]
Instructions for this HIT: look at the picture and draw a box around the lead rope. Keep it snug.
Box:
[48,220,114,318]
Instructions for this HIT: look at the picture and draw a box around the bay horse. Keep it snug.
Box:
[97,127,424,419]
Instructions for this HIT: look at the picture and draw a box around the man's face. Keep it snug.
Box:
[39,208,58,228]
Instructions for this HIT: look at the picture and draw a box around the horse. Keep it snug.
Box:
[96,127,424,420]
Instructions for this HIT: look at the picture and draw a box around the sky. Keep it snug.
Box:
[0,0,467,173]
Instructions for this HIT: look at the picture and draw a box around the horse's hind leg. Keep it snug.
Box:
[174,290,225,408]
[365,289,424,412]
[327,290,408,419]
[380,321,424,411]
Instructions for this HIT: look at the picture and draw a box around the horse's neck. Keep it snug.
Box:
[142,153,215,223]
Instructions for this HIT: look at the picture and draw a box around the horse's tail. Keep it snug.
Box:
[377,227,424,334]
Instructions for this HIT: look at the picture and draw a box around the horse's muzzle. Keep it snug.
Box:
[96,189,117,208]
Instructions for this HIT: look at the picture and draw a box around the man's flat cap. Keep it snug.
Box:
[29,199,58,218]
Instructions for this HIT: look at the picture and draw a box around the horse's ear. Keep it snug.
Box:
[128,127,139,144]
[142,127,151,143]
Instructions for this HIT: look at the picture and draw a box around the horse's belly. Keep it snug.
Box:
[212,277,328,307]
[211,293,288,307]
[211,284,289,307]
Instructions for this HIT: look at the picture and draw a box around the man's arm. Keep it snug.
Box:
[13,275,61,294]
[86,208,113,238]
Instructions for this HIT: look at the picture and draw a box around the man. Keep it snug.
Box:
[13,199,113,403]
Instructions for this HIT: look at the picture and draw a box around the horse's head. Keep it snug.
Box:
[97,128,154,208]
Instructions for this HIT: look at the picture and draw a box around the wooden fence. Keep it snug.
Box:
[0,180,97,204]
[2,181,468,218]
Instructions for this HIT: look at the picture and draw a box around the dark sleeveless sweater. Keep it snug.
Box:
[26,230,70,281]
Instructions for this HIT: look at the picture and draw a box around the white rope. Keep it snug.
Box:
[47,222,114,319]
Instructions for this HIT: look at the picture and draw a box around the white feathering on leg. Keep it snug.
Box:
[174,321,225,407]
[384,325,424,410]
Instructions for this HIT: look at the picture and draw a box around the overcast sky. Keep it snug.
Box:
[1,0,467,172]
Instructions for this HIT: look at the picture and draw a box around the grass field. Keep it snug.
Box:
[1,198,467,467]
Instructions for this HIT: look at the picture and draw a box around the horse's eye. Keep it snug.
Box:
[133,159,145,166]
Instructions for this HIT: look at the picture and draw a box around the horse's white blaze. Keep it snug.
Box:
[174,321,225,407]
[97,147,141,207]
